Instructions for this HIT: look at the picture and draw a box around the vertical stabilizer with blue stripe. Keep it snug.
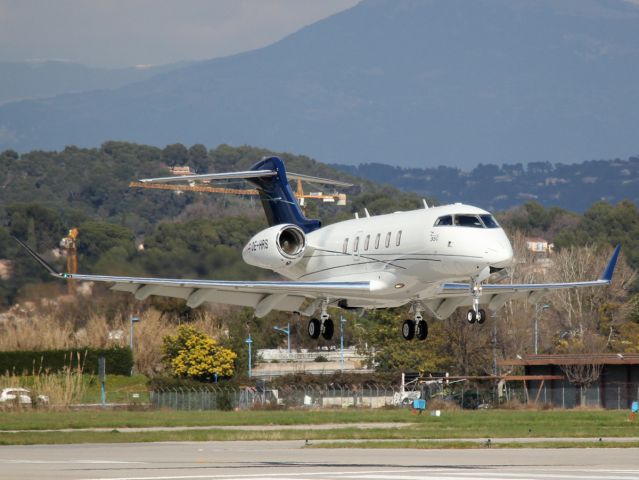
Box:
[247,156,321,233]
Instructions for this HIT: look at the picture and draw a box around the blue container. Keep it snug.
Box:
[413,399,426,410]
[631,401,638,413]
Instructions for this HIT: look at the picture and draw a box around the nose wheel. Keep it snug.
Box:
[467,308,486,324]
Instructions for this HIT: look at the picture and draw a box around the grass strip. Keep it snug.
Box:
[1,421,639,446]
[308,440,639,449]
[0,427,392,445]
[2,409,637,440]
[0,409,413,431]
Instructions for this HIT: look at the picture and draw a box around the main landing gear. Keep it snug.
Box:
[307,303,334,340]
[402,306,428,341]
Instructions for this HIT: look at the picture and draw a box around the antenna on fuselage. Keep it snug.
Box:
[423,199,429,209]
[364,208,371,218]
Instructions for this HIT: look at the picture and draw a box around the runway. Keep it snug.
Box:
[1,441,638,480]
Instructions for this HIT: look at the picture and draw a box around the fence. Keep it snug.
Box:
[506,381,639,409]
[145,381,639,411]
[150,384,416,410]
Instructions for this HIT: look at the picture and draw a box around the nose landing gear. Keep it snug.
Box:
[466,278,487,325]
[466,308,486,324]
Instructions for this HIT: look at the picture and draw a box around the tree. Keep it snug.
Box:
[163,325,237,381]
[360,309,450,374]
[558,333,606,407]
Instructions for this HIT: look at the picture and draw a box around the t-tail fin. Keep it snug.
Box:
[247,156,321,233]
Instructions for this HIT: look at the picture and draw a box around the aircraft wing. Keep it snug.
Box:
[14,237,370,317]
[425,245,621,319]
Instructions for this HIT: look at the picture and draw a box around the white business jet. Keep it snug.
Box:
[16,156,620,342]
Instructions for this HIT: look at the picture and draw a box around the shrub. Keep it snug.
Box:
[162,325,237,381]
[0,347,132,376]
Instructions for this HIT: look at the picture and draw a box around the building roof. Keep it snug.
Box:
[499,353,639,366]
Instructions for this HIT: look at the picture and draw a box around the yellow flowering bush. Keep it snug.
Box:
[163,325,237,380]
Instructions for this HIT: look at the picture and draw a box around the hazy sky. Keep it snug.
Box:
[0,0,360,68]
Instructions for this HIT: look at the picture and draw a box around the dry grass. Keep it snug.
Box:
[0,354,86,407]
[426,398,460,411]
[0,296,231,376]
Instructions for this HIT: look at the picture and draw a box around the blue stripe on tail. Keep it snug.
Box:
[247,156,321,233]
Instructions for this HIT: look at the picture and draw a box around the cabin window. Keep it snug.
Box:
[480,214,500,228]
[434,215,453,226]
[342,238,349,253]
[385,232,391,248]
[364,234,370,251]
[455,214,484,228]
[353,236,359,252]
[375,233,381,249]
[396,230,402,246]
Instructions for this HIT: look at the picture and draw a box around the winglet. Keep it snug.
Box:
[599,244,621,282]
[12,236,64,278]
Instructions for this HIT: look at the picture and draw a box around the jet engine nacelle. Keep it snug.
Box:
[242,224,307,270]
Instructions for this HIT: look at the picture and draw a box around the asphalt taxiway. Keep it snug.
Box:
[1,440,638,480]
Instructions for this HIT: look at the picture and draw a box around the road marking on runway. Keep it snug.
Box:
[340,471,639,479]
[78,467,639,480]
[0,459,145,464]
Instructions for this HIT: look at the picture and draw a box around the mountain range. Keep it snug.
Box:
[0,61,184,105]
[0,0,638,169]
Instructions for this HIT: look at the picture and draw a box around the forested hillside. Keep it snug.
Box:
[334,156,639,213]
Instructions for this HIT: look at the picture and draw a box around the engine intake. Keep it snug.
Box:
[242,224,307,270]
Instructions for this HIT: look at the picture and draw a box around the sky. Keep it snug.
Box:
[0,0,360,68]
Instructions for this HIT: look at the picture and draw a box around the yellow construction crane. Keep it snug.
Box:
[128,181,258,196]
[60,228,78,294]
[294,178,347,206]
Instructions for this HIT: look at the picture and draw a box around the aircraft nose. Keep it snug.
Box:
[485,236,513,268]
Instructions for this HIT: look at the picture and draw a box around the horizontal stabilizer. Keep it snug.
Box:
[138,170,352,187]
[286,172,353,187]
[138,170,277,184]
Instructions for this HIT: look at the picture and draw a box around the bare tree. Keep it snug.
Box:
[558,333,607,407]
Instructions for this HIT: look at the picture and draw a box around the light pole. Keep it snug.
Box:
[273,323,291,355]
[534,304,549,355]
[130,315,140,376]
[246,334,253,378]
[340,316,347,372]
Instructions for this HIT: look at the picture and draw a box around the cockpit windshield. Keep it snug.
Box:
[480,214,500,228]
[434,215,452,226]
[433,214,501,229]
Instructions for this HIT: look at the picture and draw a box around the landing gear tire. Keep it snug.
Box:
[322,318,334,340]
[308,318,321,339]
[477,309,486,324]
[402,319,415,340]
[416,320,428,341]
[467,309,477,324]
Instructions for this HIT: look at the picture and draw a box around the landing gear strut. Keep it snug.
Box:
[307,301,334,340]
[466,278,486,325]
[402,305,428,341]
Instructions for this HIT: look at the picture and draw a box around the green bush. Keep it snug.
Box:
[0,347,132,376]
